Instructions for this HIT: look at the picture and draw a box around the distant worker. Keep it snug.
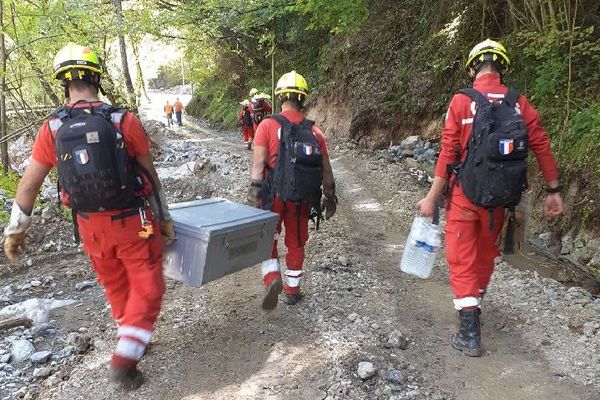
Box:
[173,98,184,126]
[247,71,337,309]
[416,39,563,357]
[3,43,175,389]
[251,92,273,129]
[238,99,255,150]
[164,100,173,126]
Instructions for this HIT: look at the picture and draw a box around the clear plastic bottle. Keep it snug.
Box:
[400,212,442,279]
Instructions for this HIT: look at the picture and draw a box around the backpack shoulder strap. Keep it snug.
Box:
[300,118,315,129]
[96,103,127,131]
[459,88,490,107]
[48,106,69,137]
[272,114,290,127]
[503,88,520,108]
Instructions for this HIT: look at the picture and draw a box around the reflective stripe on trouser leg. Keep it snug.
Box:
[118,325,152,345]
[261,259,280,277]
[262,258,281,286]
[115,338,146,362]
[453,296,480,310]
[284,269,304,288]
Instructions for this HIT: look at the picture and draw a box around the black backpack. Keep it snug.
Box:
[49,102,144,212]
[252,99,266,124]
[242,107,253,127]
[458,88,529,220]
[262,115,324,212]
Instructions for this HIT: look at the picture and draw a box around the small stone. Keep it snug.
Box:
[348,313,359,322]
[30,351,52,364]
[68,333,91,354]
[53,346,75,360]
[400,136,420,150]
[0,353,11,363]
[75,280,95,291]
[384,368,407,385]
[33,367,52,379]
[2,285,14,295]
[11,340,35,363]
[26,259,33,267]
[538,232,552,246]
[30,280,42,287]
[582,321,598,337]
[357,361,376,380]
[21,283,32,291]
[385,330,409,350]
[561,234,574,255]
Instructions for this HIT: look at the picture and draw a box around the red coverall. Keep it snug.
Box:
[254,110,329,294]
[434,73,559,310]
[238,107,255,143]
[32,102,165,369]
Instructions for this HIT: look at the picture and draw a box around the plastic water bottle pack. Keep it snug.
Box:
[400,205,442,279]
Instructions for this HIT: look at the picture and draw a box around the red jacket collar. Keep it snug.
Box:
[473,73,502,90]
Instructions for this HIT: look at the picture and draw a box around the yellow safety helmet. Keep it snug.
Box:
[52,43,103,81]
[466,39,510,76]
[275,71,309,102]
[249,88,259,96]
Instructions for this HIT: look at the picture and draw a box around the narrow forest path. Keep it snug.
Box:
[34,100,599,400]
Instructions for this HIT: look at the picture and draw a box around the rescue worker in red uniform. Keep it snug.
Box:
[417,39,563,356]
[3,44,174,389]
[247,71,337,309]
[251,93,273,131]
[238,99,255,149]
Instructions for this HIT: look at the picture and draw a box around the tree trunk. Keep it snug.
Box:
[0,0,9,173]
[113,0,137,112]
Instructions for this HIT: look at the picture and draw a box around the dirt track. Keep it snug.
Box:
[21,97,597,400]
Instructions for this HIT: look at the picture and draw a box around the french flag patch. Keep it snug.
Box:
[74,149,90,165]
[499,139,514,155]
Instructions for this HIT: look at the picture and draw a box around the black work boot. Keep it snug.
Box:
[262,278,282,310]
[451,308,482,357]
[283,291,303,306]
[110,366,145,390]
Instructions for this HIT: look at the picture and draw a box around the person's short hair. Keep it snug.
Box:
[278,95,303,110]
[67,79,97,93]
[475,60,501,75]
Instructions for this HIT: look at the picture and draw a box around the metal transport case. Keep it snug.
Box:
[163,199,279,287]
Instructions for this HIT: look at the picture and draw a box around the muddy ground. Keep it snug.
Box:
[1,94,599,400]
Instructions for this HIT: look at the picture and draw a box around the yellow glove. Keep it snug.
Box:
[160,219,175,246]
[4,232,27,262]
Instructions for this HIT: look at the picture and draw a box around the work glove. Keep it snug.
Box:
[3,202,33,262]
[160,219,175,246]
[4,232,27,262]
[321,194,338,220]
[247,180,262,208]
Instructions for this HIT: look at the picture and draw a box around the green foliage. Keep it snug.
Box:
[563,106,600,175]
[149,63,186,89]
[0,171,21,223]
[291,0,369,33]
